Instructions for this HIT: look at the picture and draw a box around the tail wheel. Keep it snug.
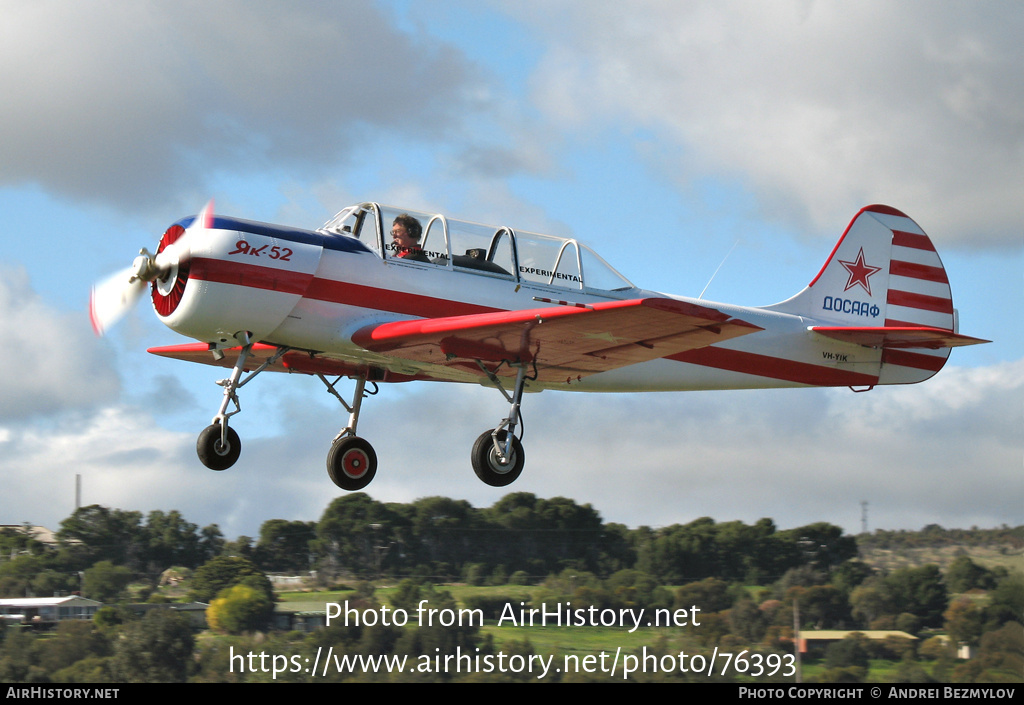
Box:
[327,436,377,491]
[197,423,241,471]
[471,430,524,487]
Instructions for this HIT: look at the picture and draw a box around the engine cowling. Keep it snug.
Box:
[153,216,325,345]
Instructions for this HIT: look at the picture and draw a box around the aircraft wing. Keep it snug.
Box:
[811,326,990,350]
[352,298,763,383]
[147,342,428,381]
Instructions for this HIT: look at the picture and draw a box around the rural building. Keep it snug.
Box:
[0,596,101,628]
[798,629,917,655]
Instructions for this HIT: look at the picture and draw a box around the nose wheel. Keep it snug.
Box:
[197,422,241,471]
[195,335,287,473]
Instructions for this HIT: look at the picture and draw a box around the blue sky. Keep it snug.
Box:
[1,1,1020,539]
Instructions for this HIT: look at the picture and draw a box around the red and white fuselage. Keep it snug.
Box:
[150,202,982,394]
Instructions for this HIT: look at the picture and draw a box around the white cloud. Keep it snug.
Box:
[0,1,485,211]
[0,266,119,419]
[515,1,1024,246]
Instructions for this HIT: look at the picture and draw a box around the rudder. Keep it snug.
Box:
[771,205,968,385]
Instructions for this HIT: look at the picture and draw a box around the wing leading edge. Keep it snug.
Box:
[352,297,763,383]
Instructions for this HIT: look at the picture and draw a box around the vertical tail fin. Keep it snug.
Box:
[774,205,955,328]
[770,205,986,384]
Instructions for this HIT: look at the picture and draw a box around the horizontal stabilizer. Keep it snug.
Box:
[811,326,990,350]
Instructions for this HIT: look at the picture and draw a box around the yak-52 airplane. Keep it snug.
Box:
[90,201,988,490]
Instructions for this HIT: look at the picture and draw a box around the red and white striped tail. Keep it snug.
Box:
[774,205,986,385]
[872,205,954,331]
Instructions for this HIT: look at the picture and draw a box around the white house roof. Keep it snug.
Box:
[0,596,101,607]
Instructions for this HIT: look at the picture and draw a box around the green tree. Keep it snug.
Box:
[389,578,424,612]
[884,565,948,628]
[58,505,145,569]
[222,535,255,561]
[984,574,1024,632]
[799,584,851,629]
[945,556,992,594]
[892,651,934,684]
[944,597,985,647]
[825,633,871,671]
[849,579,890,627]
[0,555,50,598]
[189,556,272,603]
[206,583,273,634]
[315,493,406,577]
[82,560,133,602]
[0,625,42,683]
[831,560,875,596]
[393,587,480,681]
[674,577,734,614]
[407,496,480,572]
[143,509,202,573]
[778,522,858,573]
[34,620,110,675]
[111,609,195,682]
[728,598,766,642]
[198,524,225,562]
[606,569,670,611]
[951,622,1024,683]
[254,519,316,572]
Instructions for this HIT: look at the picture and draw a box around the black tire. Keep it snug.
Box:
[197,423,241,471]
[327,436,377,491]
[471,430,524,487]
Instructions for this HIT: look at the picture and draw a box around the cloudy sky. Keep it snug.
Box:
[1,1,1020,540]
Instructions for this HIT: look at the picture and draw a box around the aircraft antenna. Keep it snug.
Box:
[698,238,740,300]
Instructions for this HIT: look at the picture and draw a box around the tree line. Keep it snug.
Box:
[0,493,1021,682]
[3,493,1021,592]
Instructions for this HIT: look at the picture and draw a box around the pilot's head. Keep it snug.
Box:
[391,214,422,250]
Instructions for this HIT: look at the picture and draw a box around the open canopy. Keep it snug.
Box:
[320,202,636,293]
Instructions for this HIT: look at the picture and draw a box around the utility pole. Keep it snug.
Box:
[793,597,802,683]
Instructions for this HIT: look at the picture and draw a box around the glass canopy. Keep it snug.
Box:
[320,203,635,292]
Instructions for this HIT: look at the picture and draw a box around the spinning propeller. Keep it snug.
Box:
[89,200,213,336]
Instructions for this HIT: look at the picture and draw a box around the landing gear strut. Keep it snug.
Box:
[195,333,287,471]
[471,362,529,487]
[193,336,532,490]
[319,373,378,491]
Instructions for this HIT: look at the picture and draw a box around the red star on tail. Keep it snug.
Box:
[838,248,882,295]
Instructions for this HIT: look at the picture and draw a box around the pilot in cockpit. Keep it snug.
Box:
[390,214,429,262]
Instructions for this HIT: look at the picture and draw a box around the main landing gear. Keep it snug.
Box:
[193,334,381,491]
[194,336,531,490]
[319,373,378,491]
[470,362,530,487]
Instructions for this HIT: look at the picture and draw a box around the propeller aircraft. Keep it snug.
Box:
[90,201,988,490]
